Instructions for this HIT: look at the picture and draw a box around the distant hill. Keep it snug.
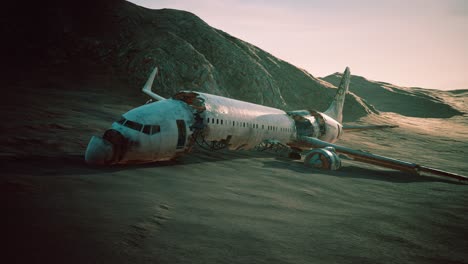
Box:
[321,73,463,118]
[2,0,375,122]
[4,0,461,122]
[447,89,468,95]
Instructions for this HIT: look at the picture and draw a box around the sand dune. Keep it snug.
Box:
[2,149,468,263]
[1,69,467,263]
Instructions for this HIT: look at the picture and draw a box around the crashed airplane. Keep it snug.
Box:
[85,67,467,182]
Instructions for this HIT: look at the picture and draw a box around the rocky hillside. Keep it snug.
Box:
[2,0,376,122]
[322,73,463,118]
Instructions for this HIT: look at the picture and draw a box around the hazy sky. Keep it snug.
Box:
[129,0,468,90]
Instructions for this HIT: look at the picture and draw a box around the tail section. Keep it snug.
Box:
[323,67,350,123]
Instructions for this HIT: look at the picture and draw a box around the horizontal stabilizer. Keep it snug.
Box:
[142,67,166,101]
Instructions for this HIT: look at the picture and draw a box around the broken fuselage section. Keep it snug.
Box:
[85,91,343,165]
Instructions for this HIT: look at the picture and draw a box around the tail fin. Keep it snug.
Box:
[142,67,166,101]
[323,67,350,123]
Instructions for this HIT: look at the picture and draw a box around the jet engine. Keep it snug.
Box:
[314,112,342,143]
[304,147,341,170]
[288,110,343,143]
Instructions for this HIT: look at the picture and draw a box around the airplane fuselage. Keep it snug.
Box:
[85,91,342,165]
[84,67,468,183]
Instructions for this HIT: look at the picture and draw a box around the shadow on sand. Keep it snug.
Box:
[0,150,462,185]
[0,149,268,177]
[261,157,462,184]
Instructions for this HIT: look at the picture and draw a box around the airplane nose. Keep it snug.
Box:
[85,136,114,165]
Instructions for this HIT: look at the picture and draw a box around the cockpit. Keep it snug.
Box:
[117,117,160,135]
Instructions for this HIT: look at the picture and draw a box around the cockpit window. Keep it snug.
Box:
[117,117,126,125]
[141,125,160,135]
[142,125,151,134]
[151,125,160,134]
[119,117,160,135]
[124,120,142,132]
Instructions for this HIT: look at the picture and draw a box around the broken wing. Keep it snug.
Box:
[298,136,468,182]
[342,124,398,131]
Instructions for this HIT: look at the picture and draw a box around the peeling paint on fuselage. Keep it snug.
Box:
[198,92,296,150]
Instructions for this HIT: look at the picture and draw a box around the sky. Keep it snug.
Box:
[128,0,468,90]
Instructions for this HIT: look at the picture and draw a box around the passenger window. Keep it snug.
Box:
[221,120,223,125]
[216,119,219,124]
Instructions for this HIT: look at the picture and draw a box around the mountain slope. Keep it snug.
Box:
[2,0,375,122]
[322,73,463,118]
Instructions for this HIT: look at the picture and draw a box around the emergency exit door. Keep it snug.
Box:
[176,120,186,149]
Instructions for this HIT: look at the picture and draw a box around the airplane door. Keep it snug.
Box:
[176,120,187,150]
[149,125,161,160]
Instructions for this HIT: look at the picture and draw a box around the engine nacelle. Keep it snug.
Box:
[288,110,343,143]
[315,112,343,143]
[304,147,342,170]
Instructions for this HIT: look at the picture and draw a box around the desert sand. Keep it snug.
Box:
[1,1,467,262]
[1,68,467,264]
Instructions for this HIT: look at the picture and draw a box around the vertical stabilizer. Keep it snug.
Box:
[323,67,350,123]
[142,67,166,101]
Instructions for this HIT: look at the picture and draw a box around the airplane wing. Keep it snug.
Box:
[343,124,398,131]
[297,136,468,182]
